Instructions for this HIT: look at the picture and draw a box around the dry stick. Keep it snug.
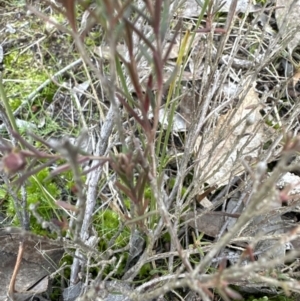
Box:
[70,104,117,284]
[129,278,191,301]
[7,241,24,300]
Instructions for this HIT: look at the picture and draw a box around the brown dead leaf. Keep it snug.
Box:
[184,210,225,238]
[276,0,300,54]
[194,86,267,186]
[0,229,63,300]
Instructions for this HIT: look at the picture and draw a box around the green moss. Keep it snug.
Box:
[2,167,70,235]
[143,186,152,199]
[162,232,171,242]
[249,43,260,56]
[256,0,267,4]
[138,263,151,278]
[27,169,60,209]
[124,198,131,210]
[94,209,130,250]
[4,50,56,113]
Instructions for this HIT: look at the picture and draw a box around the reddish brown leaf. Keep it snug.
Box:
[154,0,162,36]
[56,200,78,212]
[59,0,77,32]
[144,74,153,113]
[51,217,69,230]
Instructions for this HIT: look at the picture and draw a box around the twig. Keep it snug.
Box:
[7,241,25,300]
[70,102,117,284]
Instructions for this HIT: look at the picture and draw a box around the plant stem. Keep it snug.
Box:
[0,72,19,134]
